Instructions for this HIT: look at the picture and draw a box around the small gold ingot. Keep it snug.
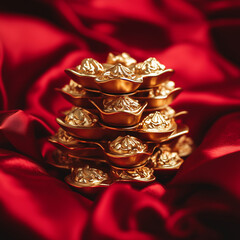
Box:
[140,111,172,131]
[95,63,143,94]
[103,96,141,113]
[149,81,175,97]
[54,128,77,144]
[173,135,194,157]
[111,165,155,182]
[65,58,104,90]
[66,165,109,187]
[62,80,85,95]
[101,135,157,168]
[106,52,137,67]
[135,57,166,75]
[133,57,174,89]
[150,148,183,169]
[57,80,101,108]
[136,111,177,142]
[65,107,98,127]
[56,117,111,140]
[109,135,147,155]
[90,98,147,127]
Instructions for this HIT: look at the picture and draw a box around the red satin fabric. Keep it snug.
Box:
[0,0,240,239]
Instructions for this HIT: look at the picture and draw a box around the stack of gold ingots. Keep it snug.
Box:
[48,53,194,190]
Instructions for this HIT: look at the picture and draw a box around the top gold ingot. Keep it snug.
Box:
[134,57,165,75]
[65,107,98,127]
[95,63,143,94]
[98,63,138,81]
[103,96,141,113]
[77,58,104,75]
[140,111,172,131]
[106,52,137,67]
[109,135,147,155]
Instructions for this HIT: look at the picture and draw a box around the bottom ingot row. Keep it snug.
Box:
[48,139,192,189]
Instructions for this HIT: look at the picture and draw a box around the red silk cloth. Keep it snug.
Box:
[0,0,240,239]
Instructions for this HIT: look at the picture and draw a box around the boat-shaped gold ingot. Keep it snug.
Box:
[106,136,159,168]
[136,111,177,142]
[65,58,104,90]
[95,63,143,94]
[90,99,147,127]
[65,69,100,90]
[133,87,182,109]
[56,116,112,140]
[65,165,111,188]
[133,57,174,89]
[95,77,143,94]
[149,147,184,170]
[111,165,155,182]
[136,123,177,142]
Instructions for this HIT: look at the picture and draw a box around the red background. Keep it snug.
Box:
[0,0,240,239]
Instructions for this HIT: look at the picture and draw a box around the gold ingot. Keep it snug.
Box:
[56,80,101,108]
[65,58,104,90]
[95,63,143,94]
[134,58,174,89]
[90,97,147,127]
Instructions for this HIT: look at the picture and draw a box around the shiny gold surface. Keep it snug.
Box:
[111,165,155,182]
[149,147,184,169]
[95,63,143,94]
[109,135,147,155]
[65,58,104,90]
[140,111,172,130]
[134,57,166,75]
[77,58,104,75]
[149,81,175,97]
[48,52,194,189]
[90,99,147,127]
[106,52,137,67]
[66,165,109,187]
[173,135,194,157]
[57,80,101,108]
[56,117,109,140]
[65,107,98,127]
[54,128,77,144]
[103,96,141,113]
[62,80,85,95]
